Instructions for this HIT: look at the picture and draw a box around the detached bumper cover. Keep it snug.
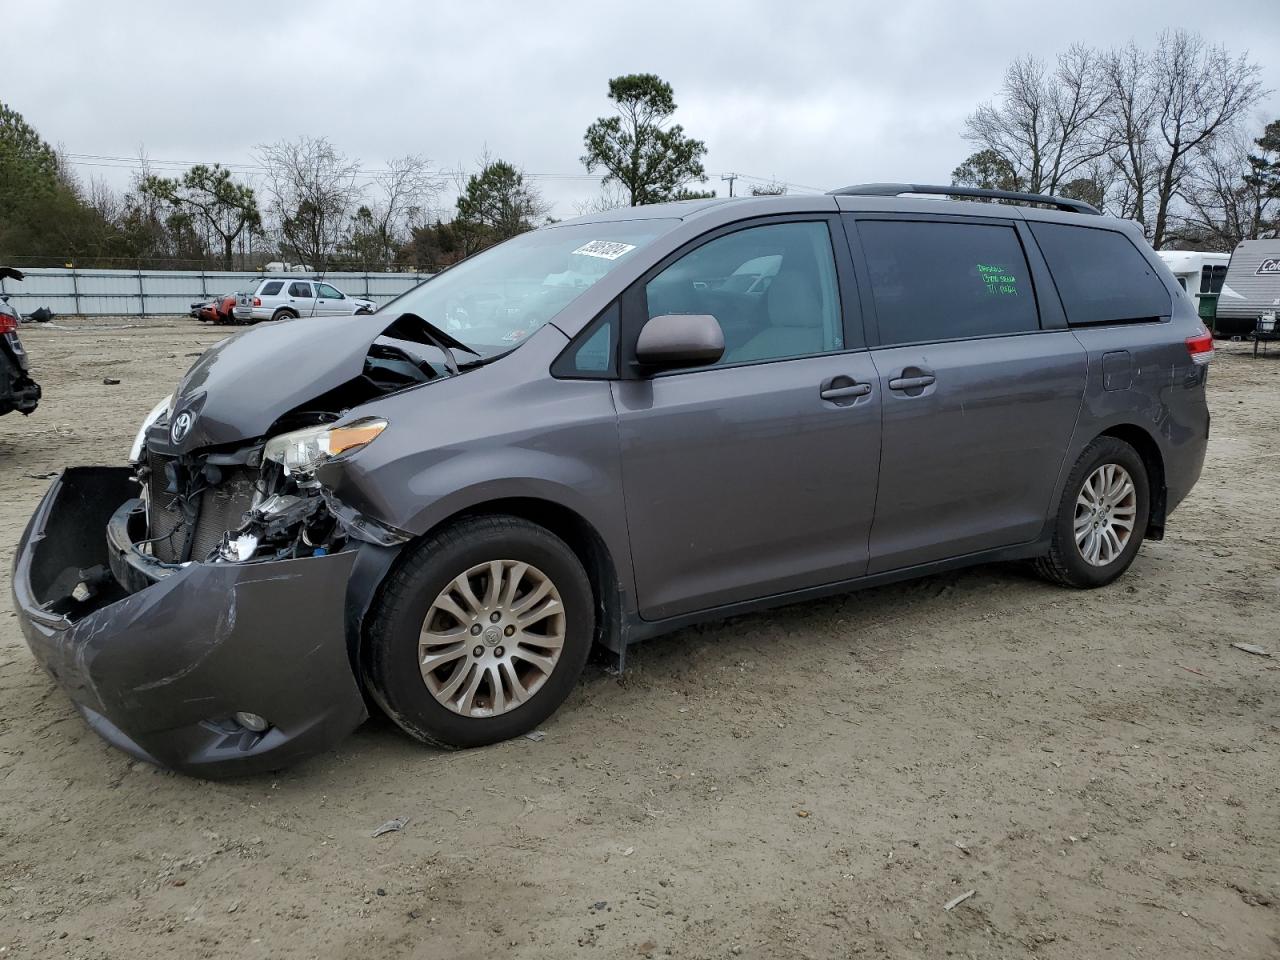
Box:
[11,467,369,778]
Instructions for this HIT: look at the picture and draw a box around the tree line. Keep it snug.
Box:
[0,74,710,273]
[953,30,1278,249]
[3,43,1276,274]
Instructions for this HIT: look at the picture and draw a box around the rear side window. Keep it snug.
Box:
[1030,223,1170,325]
[289,282,313,298]
[858,220,1039,346]
[260,281,283,296]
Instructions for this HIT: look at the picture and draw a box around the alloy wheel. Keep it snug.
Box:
[1074,463,1138,567]
[418,559,566,717]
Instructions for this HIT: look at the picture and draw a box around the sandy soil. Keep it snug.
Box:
[0,316,1276,960]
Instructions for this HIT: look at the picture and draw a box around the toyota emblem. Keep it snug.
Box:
[170,411,194,444]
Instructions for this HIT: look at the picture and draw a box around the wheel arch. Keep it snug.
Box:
[367,496,626,664]
[1098,423,1167,539]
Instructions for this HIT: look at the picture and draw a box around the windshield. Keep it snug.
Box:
[384,219,676,355]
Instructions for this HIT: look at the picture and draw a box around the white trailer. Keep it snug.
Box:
[1214,239,1280,338]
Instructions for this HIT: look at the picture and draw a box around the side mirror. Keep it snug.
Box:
[635,314,724,370]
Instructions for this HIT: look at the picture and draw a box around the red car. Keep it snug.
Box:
[197,293,237,324]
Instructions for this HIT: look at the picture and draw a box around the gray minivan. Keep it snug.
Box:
[12,184,1212,777]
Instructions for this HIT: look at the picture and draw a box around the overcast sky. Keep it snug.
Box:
[9,0,1280,219]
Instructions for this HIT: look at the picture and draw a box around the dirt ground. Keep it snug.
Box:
[0,316,1276,960]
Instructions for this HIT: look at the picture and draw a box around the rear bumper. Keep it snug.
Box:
[11,467,371,778]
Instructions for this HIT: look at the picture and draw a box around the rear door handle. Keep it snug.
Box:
[888,374,936,391]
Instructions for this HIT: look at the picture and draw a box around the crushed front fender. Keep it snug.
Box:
[11,467,369,778]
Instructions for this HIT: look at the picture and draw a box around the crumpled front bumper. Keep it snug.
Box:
[11,467,372,778]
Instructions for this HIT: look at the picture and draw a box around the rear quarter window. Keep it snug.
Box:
[1030,223,1170,325]
[260,281,284,296]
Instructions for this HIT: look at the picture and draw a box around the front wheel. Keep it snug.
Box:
[1035,436,1150,589]
[365,516,594,749]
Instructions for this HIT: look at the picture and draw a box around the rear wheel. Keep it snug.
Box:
[1035,436,1150,588]
[270,308,298,323]
[365,515,594,749]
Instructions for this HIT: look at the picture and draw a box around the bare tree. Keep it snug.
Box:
[1101,42,1160,225]
[574,183,631,217]
[1146,31,1265,248]
[256,137,361,269]
[365,154,441,267]
[963,44,1112,194]
[1178,126,1278,248]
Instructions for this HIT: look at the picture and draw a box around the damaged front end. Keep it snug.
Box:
[8,313,462,777]
[115,411,405,591]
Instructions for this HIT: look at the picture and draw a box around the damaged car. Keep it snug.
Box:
[12,186,1210,778]
[1,267,41,417]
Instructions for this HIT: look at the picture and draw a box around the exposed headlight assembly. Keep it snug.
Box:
[129,395,173,462]
[263,418,388,476]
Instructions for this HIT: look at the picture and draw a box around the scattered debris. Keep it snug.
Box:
[943,889,976,911]
[227,901,239,914]
[1230,642,1270,657]
[25,472,57,480]
[371,816,409,837]
[102,377,120,385]
[591,901,608,912]
[796,810,810,818]
[954,840,969,855]
[524,730,547,742]
[623,846,635,856]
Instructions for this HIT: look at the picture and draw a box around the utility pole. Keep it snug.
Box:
[720,172,738,198]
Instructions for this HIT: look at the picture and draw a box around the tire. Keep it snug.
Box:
[365,515,594,749]
[271,308,298,323]
[1034,436,1150,589]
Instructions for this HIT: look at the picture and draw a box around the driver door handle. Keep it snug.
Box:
[820,383,872,400]
[819,376,873,405]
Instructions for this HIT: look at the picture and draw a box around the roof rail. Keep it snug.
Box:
[827,182,1101,216]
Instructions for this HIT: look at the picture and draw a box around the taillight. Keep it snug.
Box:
[253,297,261,307]
[1186,326,1214,365]
[0,312,16,335]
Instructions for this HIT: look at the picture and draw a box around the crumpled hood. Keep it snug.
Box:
[168,314,395,452]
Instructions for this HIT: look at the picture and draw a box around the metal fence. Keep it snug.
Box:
[0,268,433,317]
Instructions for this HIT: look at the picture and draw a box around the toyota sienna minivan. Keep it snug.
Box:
[12,184,1211,777]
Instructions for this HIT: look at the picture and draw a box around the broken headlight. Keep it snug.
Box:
[129,395,173,463]
[262,418,388,476]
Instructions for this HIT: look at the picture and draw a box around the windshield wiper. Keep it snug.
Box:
[381,311,480,375]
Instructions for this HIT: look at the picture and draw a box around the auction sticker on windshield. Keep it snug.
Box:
[572,241,636,261]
